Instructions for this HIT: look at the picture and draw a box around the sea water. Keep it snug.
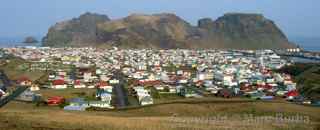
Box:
[291,37,320,52]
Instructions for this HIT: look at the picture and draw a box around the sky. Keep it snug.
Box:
[0,0,319,39]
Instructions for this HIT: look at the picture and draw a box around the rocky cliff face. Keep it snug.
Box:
[23,36,38,44]
[43,12,295,49]
[197,13,293,49]
[96,13,199,49]
[42,12,110,47]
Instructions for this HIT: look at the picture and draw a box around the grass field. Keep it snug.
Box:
[0,97,319,130]
[0,58,47,81]
[1,80,319,129]
[37,88,97,99]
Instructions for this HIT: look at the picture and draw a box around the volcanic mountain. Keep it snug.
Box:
[43,12,295,49]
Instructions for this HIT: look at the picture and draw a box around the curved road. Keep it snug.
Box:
[0,70,28,107]
[0,70,12,91]
[113,71,129,108]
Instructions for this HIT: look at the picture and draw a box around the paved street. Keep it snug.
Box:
[0,70,28,107]
[113,71,129,108]
[0,70,12,91]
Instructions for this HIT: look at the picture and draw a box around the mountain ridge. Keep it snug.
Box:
[42,12,296,49]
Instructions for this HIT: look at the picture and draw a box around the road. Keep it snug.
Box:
[0,70,12,91]
[0,86,28,107]
[0,70,28,107]
[113,71,129,108]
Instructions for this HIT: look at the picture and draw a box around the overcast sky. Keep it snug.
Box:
[0,0,319,39]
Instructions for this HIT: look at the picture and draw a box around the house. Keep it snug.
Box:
[0,89,6,98]
[89,101,114,109]
[87,85,95,89]
[167,85,177,93]
[16,77,32,86]
[197,72,214,80]
[51,79,67,89]
[286,90,299,100]
[214,72,234,86]
[178,78,188,84]
[177,70,183,75]
[176,85,185,94]
[96,88,112,104]
[247,91,274,100]
[133,72,143,79]
[240,84,253,92]
[216,89,234,98]
[265,77,275,84]
[15,89,41,102]
[179,87,197,98]
[64,98,89,111]
[276,89,288,97]
[100,93,112,104]
[153,85,165,91]
[47,96,65,105]
[204,84,221,94]
[96,69,102,75]
[74,80,86,88]
[64,105,88,111]
[48,74,55,80]
[83,72,92,82]
[137,80,162,86]
[30,84,40,91]
[197,73,206,81]
[58,71,67,77]
[97,81,112,91]
[133,86,154,106]
[100,74,110,81]
[140,96,153,106]
[109,79,119,84]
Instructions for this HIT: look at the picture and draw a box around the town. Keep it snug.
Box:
[0,47,313,111]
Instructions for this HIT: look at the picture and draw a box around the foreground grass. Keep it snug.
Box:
[0,100,319,130]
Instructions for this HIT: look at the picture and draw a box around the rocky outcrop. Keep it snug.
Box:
[196,13,293,49]
[23,36,38,44]
[42,12,110,47]
[95,13,199,49]
[43,12,295,49]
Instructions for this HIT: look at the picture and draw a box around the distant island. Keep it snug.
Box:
[23,36,39,44]
[42,12,296,49]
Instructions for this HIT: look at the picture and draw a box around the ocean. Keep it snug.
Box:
[0,42,41,48]
[290,37,320,52]
[0,37,319,52]
[0,36,42,48]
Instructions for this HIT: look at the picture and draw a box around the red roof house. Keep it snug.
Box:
[74,80,81,85]
[287,90,299,97]
[53,79,65,85]
[47,96,65,105]
[17,76,32,86]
